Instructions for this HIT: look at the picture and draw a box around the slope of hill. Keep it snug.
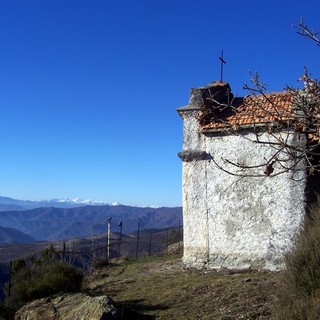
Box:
[0,228,179,303]
[0,226,37,244]
[13,255,279,319]
[0,205,182,241]
[89,255,279,319]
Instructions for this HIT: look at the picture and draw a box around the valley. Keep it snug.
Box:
[0,202,182,242]
[0,196,182,304]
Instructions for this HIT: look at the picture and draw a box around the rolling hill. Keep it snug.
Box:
[0,226,37,244]
[0,205,182,241]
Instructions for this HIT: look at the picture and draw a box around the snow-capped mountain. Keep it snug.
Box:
[0,196,120,211]
[52,198,103,204]
[43,197,117,206]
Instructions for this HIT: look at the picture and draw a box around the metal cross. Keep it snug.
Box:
[219,50,226,82]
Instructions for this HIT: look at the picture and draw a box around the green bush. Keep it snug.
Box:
[4,246,84,315]
[273,197,320,319]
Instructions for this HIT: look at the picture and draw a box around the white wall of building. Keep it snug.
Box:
[179,106,307,271]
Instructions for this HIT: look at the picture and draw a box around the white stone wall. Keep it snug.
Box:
[180,109,307,270]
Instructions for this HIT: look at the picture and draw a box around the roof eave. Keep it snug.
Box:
[200,121,293,134]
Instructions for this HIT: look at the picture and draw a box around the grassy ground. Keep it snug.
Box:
[84,254,280,320]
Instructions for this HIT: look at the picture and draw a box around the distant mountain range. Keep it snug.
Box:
[0,196,182,243]
[0,196,118,212]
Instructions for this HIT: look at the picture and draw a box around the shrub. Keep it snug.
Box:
[273,196,320,319]
[0,303,10,319]
[4,246,84,315]
[91,257,109,270]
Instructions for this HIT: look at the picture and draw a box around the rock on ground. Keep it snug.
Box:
[14,293,120,320]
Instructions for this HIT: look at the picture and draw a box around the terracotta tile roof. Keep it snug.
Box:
[201,92,295,132]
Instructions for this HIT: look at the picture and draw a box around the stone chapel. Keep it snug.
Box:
[177,80,313,271]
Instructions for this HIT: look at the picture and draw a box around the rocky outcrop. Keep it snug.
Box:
[14,293,120,320]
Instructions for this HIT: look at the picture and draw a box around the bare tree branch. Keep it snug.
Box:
[295,17,320,46]
[198,71,320,177]
[195,21,320,178]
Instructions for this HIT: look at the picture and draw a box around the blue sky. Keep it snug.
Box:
[0,0,319,207]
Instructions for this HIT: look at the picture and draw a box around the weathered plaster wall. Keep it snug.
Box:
[179,105,307,271]
[179,108,210,268]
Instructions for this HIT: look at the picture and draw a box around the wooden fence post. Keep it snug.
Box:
[135,222,140,259]
[8,261,12,297]
[106,217,112,263]
[148,233,152,257]
[178,220,181,253]
[166,228,169,255]
[117,221,123,259]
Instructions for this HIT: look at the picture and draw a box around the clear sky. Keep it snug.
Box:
[0,0,319,207]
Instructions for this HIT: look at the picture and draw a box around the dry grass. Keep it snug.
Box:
[84,254,280,320]
[271,197,320,320]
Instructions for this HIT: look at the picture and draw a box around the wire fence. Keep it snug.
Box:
[1,221,183,299]
[57,221,183,269]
